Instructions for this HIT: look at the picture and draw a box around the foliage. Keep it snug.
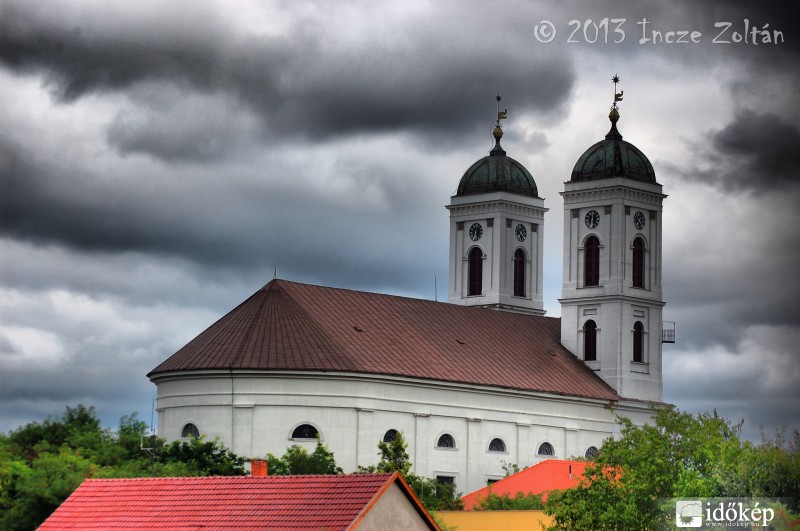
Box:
[158,435,245,476]
[501,461,528,477]
[474,489,545,510]
[736,427,800,504]
[0,404,248,531]
[376,432,412,476]
[406,475,464,511]
[353,432,462,511]
[0,447,99,531]
[266,440,343,475]
[544,407,800,530]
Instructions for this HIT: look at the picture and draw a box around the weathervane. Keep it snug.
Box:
[496,93,507,125]
[611,74,623,110]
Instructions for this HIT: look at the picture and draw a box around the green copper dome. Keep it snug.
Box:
[456,125,539,198]
[571,109,656,183]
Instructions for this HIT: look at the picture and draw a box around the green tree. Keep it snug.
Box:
[736,427,800,508]
[266,440,343,475]
[376,432,412,475]
[158,435,245,476]
[501,461,527,477]
[544,407,793,530]
[406,475,464,511]
[474,490,545,510]
[1,405,253,530]
[354,432,462,511]
[0,448,99,531]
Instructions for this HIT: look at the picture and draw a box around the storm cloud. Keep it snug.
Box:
[1,0,798,443]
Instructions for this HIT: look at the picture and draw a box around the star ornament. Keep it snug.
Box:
[612,74,620,84]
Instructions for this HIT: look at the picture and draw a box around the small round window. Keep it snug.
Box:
[383,429,399,443]
[436,434,456,449]
[488,438,506,452]
[585,446,599,459]
[181,423,200,438]
[537,442,554,456]
[291,424,319,440]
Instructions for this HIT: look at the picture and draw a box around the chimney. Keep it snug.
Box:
[251,459,268,477]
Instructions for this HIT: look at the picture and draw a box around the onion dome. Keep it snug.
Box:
[571,107,656,183]
[456,124,539,198]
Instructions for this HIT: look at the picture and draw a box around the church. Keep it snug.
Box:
[148,87,668,494]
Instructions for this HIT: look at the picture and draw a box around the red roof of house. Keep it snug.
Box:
[148,280,619,401]
[461,459,590,509]
[39,472,438,530]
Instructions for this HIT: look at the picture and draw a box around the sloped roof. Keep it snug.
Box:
[462,459,590,509]
[148,280,619,401]
[39,473,438,530]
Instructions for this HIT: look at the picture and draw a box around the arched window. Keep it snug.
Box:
[633,321,644,363]
[436,434,456,449]
[585,446,599,459]
[291,424,319,440]
[632,237,645,288]
[583,320,597,361]
[584,236,600,286]
[468,247,483,296]
[513,248,526,297]
[181,423,200,438]
[537,442,554,456]
[383,429,399,443]
[488,438,506,452]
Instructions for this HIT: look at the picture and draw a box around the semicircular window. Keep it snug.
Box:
[291,424,319,440]
[181,423,200,438]
[488,438,506,453]
[383,429,399,443]
[436,433,456,449]
[537,442,554,456]
[585,446,599,459]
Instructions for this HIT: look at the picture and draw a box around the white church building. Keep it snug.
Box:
[149,94,668,494]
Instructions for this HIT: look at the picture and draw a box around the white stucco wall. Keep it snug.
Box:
[153,370,653,494]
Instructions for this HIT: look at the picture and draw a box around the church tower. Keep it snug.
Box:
[559,77,665,401]
[447,100,547,314]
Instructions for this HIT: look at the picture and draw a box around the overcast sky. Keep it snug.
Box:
[1,0,798,443]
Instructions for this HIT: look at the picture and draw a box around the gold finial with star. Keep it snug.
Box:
[612,74,623,107]
[496,93,507,122]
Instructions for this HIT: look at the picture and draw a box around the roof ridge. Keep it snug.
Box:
[228,281,277,368]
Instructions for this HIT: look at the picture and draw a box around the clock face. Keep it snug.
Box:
[468,223,483,241]
[515,224,527,242]
[585,210,600,229]
[633,211,646,230]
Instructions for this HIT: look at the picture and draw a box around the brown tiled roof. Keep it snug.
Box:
[148,280,619,401]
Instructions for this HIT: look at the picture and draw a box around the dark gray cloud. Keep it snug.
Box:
[0,1,234,100]
[663,189,800,352]
[699,110,800,194]
[0,0,575,159]
[1,0,798,443]
[0,127,450,299]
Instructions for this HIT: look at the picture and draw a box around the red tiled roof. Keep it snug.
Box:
[461,459,590,509]
[148,280,619,401]
[39,473,437,530]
